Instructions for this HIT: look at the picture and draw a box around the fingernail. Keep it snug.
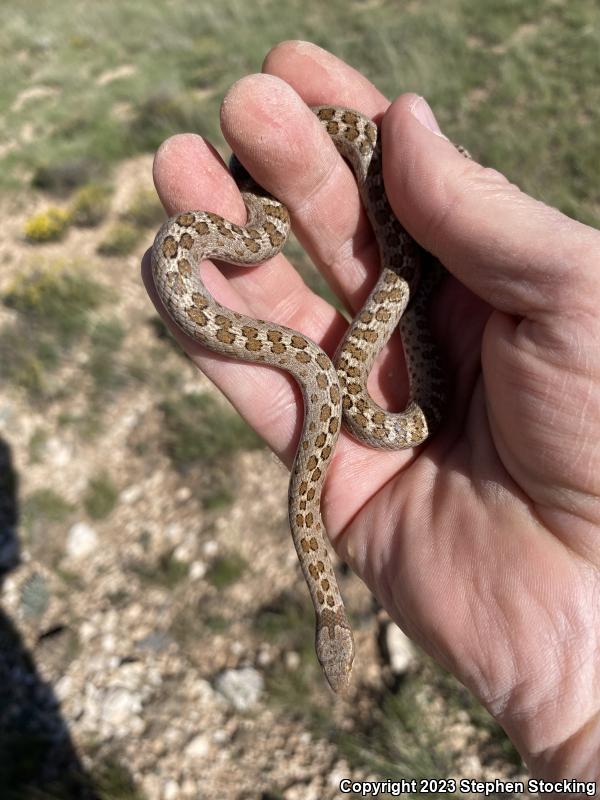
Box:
[409,96,449,140]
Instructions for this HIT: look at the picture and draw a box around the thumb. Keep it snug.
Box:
[381,94,600,321]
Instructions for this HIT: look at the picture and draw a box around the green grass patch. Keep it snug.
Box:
[31,158,99,196]
[107,589,132,609]
[3,260,110,342]
[1,260,129,409]
[97,222,139,256]
[253,593,315,646]
[206,552,248,589]
[69,182,112,227]
[129,550,190,589]
[337,684,457,793]
[169,602,233,655]
[27,428,49,463]
[87,319,127,394]
[126,90,214,157]
[203,485,234,510]
[0,0,598,231]
[56,411,104,439]
[203,613,230,632]
[256,606,520,790]
[55,566,86,591]
[0,324,53,398]
[334,662,521,794]
[90,755,146,800]
[83,471,118,519]
[21,488,74,530]
[96,188,164,255]
[254,592,326,707]
[160,392,262,470]
[20,488,74,564]
[120,188,165,229]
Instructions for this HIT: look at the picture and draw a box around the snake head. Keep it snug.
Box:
[316,615,355,695]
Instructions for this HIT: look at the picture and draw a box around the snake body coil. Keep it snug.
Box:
[151,106,450,692]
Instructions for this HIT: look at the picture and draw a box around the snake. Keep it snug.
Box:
[151,106,453,693]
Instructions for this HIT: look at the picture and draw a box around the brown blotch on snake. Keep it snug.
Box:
[151,105,467,693]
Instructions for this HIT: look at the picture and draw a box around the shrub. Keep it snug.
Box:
[24,207,71,242]
[97,223,138,256]
[70,183,112,227]
[121,188,164,228]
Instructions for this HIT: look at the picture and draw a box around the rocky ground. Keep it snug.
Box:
[0,156,528,800]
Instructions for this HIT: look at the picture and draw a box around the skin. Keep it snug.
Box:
[142,41,600,784]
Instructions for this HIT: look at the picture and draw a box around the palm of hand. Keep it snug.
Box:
[332,263,600,766]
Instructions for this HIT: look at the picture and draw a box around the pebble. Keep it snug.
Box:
[120,484,143,504]
[212,728,229,745]
[385,623,417,675]
[285,651,301,671]
[176,486,192,502]
[66,522,98,559]
[166,522,183,542]
[185,733,210,760]
[173,542,193,562]
[54,675,73,702]
[189,560,207,579]
[201,539,219,558]
[46,436,72,466]
[214,667,263,712]
[100,686,142,726]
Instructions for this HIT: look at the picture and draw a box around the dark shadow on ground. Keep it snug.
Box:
[0,437,100,799]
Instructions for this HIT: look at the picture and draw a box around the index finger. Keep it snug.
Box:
[222,41,391,313]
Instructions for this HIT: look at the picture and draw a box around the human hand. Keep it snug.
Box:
[142,41,600,781]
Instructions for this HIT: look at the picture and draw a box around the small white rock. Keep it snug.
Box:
[163,779,179,800]
[54,675,73,702]
[173,542,192,562]
[46,436,72,466]
[66,522,98,559]
[100,687,142,726]
[212,728,229,745]
[256,647,272,667]
[285,651,301,671]
[386,623,417,675]
[185,733,210,760]
[189,560,206,580]
[202,539,219,558]
[164,727,182,745]
[79,621,96,642]
[166,522,183,542]
[214,667,263,711]
[181,779,198,798]
[120,484,142,504]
